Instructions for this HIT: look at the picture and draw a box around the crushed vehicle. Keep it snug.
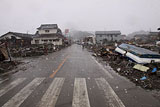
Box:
[115,43,160,64]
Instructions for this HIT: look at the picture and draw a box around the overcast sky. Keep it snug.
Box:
[0,0,160,35]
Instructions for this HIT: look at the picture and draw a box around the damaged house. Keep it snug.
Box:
[31,24,64,46]
[0,32,34,47]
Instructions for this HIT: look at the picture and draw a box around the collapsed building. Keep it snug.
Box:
[0,32,34,48]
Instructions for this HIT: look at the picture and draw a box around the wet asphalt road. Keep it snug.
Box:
[0,44,160,107]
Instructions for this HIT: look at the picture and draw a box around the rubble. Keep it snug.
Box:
[0,43,9,61]
[9,44,70,57]
[86,43,160,90]
[0,42,71,74]
[0,61,21,74]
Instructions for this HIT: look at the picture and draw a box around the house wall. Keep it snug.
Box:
[96,34,124,44]
[38,29,57,35]
[31,38,63,46]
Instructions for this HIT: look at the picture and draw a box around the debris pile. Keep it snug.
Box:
[109,56,160,90]
[10,44,68,57]
[87,44,160,90]
[0,61,21,74]
[0,43,9,61]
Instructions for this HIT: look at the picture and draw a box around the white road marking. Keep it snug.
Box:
[38,78,65,107]
[0,78,26,97]
[0,78,9,84]
[95,78,125,107]
[2,78,45,107]
[72,78,90,107]
[91,56,113,79]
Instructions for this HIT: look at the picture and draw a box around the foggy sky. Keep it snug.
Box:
[0,0,160,35]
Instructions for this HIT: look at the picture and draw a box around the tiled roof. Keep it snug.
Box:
[37,24,58,30]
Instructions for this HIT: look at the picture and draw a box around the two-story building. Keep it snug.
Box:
[31,24,64,45]
[95,31,125,44]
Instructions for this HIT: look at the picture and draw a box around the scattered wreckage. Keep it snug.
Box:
[0,42,71,74]
[86,43,160,90]
[0,43,9,61]
[0,43,19,74]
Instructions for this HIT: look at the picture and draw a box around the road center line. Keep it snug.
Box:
[50,55,69,78]
[91,56,113,79]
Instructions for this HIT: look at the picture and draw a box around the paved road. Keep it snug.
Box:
[0,44,160,107]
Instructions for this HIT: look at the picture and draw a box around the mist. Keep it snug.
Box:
[0,0,160,35]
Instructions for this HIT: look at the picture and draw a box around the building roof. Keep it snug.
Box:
[149,32,159,36]
[37,24,58,30]
[0,32,34,39]
[95,31,121,35]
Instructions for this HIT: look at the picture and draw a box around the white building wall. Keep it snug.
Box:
[31,40,35,44]
[38,29,57,35]
[31,38,63,46]
[96,34,124,43]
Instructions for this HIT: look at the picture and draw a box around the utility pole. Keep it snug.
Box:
[158,28,160,40]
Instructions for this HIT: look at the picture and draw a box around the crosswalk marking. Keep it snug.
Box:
[72,78,90,107]
[2,78,45,107]
[0,78,26,97]
[0,77,125,107]
[95,78,125,107]
[0,78,9,84]
[38,78,65,107]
